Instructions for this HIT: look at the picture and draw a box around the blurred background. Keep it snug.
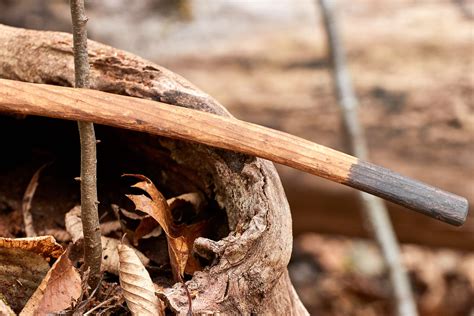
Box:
[0,0,473,314]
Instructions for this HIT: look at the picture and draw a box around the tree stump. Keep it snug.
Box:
[0,24,308,315]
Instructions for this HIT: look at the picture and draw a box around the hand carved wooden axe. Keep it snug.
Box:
[0,78,468,226]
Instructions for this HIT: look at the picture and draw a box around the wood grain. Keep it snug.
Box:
[0,79,468,225]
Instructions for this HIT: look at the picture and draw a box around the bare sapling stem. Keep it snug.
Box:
[70,0,102,289]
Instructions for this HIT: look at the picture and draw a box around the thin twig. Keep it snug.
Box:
[83,296,117,316]
[317,1,418,315]
[21,164,48,237]
[70,0,102,289]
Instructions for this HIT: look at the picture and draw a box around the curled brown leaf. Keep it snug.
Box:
[124,174,208,281]
[133,216,163,245]
[21,164,49,237]
[125,174,179,238]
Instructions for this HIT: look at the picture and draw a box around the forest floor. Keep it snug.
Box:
[289,234,474,315]
[0,1,472,315]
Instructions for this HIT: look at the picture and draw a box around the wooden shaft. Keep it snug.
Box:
[0,79,468,226]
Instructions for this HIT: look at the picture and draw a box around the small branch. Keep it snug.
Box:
[70,0,102,289]
[83,296,117,316]
[317,1,418,315]
[70,1,90,88]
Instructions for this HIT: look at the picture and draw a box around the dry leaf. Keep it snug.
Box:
[167,193,209,275]
[65,206,83,243]
[129,187,208,276]
[133,192,203,244]
[167,192,205,221]
[134,216,163,245]
[21,164,48,237]
[111,204,142,243]
[102,237,150,276]
[20,249,81,315]
[125,174,195,281]
[0,236,63,259]
[38,228,71,243]
[182,221,209,275]
[125,175,209,280]
[167,192,203,209]
[116,207,143,221]
[125,175,179,238]
[65,207,150,275]
[0,236,63,312]
[166,236,190,281]
[118,243,164,316]
[67,207,122,240]
[100,220,121,236]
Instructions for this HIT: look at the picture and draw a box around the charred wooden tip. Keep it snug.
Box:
[346,160,469,226]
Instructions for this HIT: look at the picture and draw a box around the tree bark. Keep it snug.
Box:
[0,24,308,315]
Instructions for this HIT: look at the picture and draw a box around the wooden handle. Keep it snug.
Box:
[0,79,468,225]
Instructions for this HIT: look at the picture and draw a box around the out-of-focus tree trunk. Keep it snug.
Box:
[317,1,417,315]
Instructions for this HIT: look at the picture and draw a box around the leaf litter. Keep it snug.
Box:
[65,206,150,276]
[0,173,210,315]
